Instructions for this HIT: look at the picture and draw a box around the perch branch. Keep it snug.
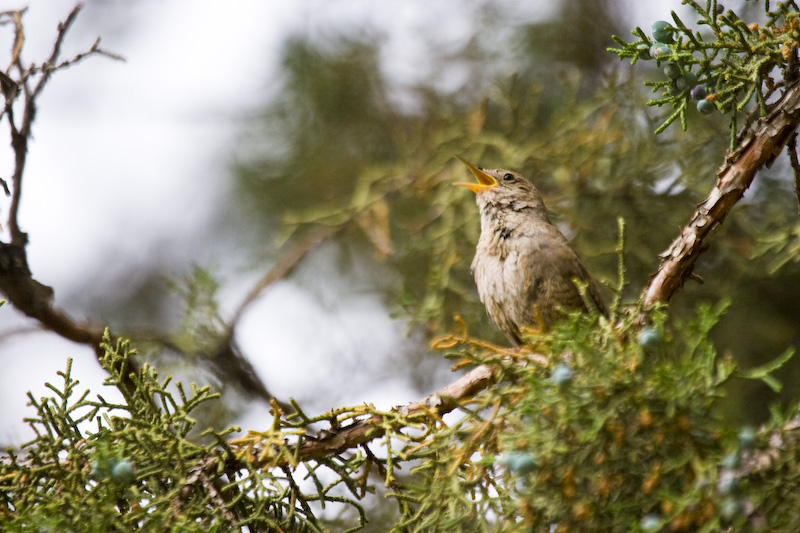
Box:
[236,364,496,467]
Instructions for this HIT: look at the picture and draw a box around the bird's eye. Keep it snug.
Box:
[503,173,515,181]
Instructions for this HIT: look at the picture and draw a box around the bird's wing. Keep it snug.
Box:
[523,226,608,319]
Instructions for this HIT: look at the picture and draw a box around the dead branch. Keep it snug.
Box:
[644,80,800,305]
[0,6,133,387]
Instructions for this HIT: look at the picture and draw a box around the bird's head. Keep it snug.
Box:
[454,156,548,219]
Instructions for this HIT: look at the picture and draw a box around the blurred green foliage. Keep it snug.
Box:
[233,1,800,421]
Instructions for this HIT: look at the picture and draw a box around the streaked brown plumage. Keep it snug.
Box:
[455,156,608,346]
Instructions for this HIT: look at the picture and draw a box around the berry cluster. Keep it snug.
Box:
[643,20,718,117]
[610,1,799,138]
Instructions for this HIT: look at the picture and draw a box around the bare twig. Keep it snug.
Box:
[51,36,125,69]
[0,5,133,389]
[0,8,26,72]
[644,80,800,305]
[29,4,82,99]
[5,4,124,245]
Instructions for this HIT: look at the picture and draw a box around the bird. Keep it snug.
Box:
[455,155,608,346]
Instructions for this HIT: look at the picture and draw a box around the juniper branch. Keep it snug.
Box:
[644,78,800,305]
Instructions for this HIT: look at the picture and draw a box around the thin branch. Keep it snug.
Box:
[211,339,292,410]
[0,5,135,391]
[171,456,244,526]
[29,4,82,102]
[240,364,497,467]
[205,225,344,407]
[127,224,345,409]
[227,224,344,329]
[47,37,125,73]
[644,79,800,305]
[7,4,124,245]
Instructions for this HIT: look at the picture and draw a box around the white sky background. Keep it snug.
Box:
[0,0,690,443]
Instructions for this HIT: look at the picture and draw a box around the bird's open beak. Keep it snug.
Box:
[454,155,497,193]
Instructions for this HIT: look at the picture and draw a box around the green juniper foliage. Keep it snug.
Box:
[0,335,363,532]
[610,0,800,141]
[403,303,735,532]
[3,306,799,531]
